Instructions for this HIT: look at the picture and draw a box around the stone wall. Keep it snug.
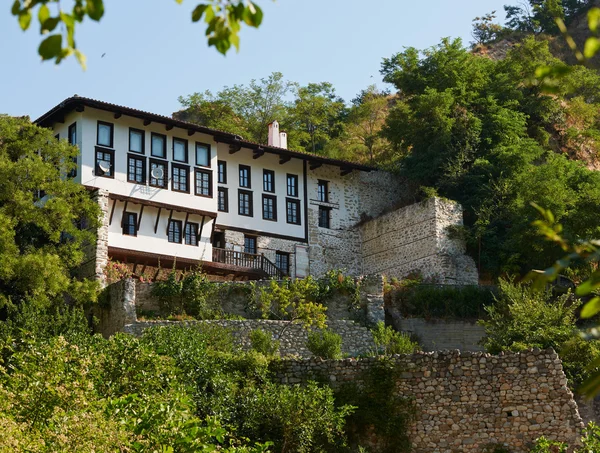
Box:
[274,350,584,452]
[123,319,375,357]
[77,188,109,285]
[391,316,486,352]
[360,197,478,284]
[92,279,136,338]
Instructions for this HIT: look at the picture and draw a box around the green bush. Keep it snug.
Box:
[386,283,496,319]
[371,322,420,355]
[529,437,567,452]
[306,329,343,359]
[249,329,280,356]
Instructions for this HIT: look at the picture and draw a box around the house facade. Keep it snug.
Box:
[36,96,478,284]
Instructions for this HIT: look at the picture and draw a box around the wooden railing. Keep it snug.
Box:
[212,248,286,279]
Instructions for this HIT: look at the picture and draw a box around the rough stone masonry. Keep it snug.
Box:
[274,349,584,452]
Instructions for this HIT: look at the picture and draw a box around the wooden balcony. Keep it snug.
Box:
[212,248,286,280]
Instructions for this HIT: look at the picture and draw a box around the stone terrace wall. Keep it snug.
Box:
[123,319,375,358]
[360,198,478,284]
[274,350,584,452]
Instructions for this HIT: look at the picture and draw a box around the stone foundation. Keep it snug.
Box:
[274,349,584,452]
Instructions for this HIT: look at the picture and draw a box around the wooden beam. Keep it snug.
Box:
[166,124,174,131]
[209,218,216,242]
[114,112,122,119]
[279,156,292,165]
[183,212,190,239]
[75,105,85,113]
[340,167,353,176]
[229,142,242,154]
[154,207,162,234]
[56,116,65,124]
[187,129,195,136]
[120,200,129,227]
[143,119,151,126]
[108,199,117,226]
[253,148,265,159]
[137,205,145,230]
[197,215,206,243]
[309,162,322,170]
[165,209,173,235]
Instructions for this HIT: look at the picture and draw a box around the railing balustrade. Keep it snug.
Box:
[212,248,286,279]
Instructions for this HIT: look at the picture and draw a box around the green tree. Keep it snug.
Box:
[471,11,505,45]
[289,82,346,153]
[0,116,100,336]
[11,0,266,67]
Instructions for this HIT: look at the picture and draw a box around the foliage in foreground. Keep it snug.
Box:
[529,422,600,452]
[306,329,343,360]
[480,279,600,388]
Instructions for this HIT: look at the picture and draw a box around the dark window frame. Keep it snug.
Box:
[171,164,190,193]
[317,180,329,202]
[185,222,199,246]
[195,142,211,167]
[318,206,331,229]
[151,132,167,159]
[276,251,290,275]
[172,137,189,163]
[127,153,146,184]
[168,219,183,243]
[239,164,251,188]
[286,198,301,225]
[262,194,277,221]
[194,168,213,198]
[129,128,145,154]
[68,122,77,178]
[122,212,138,236]
[244,235,257,254]
[95,146,115,179]
[238,189,253,217]
[97,121,114,148]
[287,174,298,197]
[218,160,227,184]
[218,187,229,212]
[149,158,168,188]
[263,169,275,193]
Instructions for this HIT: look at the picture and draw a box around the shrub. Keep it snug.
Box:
[306,329,343,359]
[249,329,280,356]
[529,437,567,453]
[104,258,132,284]
[371,322,420,355]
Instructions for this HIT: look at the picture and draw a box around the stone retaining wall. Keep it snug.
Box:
[274,349,584,452]
[123,319,375,357]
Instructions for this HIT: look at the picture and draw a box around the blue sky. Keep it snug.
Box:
[1,0,509,119]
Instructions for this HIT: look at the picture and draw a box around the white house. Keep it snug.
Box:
[36,96,478,285]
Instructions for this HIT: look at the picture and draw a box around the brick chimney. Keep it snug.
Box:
[268,121,280,147]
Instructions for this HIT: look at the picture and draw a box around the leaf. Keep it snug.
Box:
[588,7,600,33]
[18,11,32,30]
[86,0,105,21]
[191,4,208,22]
[74,49,87,70]
[41,17,60,33]
[584,37,600,59]
[243,3,263,27]
[576,278,600,296]
[38,34,63,61]
[580,297,600,319]
[38,5,50,26]
[11,0,20,16]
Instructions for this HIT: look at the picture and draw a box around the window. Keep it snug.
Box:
[122,212,138,236]
[238,190,253,217]
[185,222,199,246]
[97,121,113,148]
[276,252,290,275]
[318,206,331,228]
[244,236,257,254]
[172,165,189,193]
[151,133,167,158]
[218,160,227,184]
[129,128,145,154]
[195,169,212,197]
[127,154,145,184]
[287,174,298,197]
[173,138,188,163]
[168,219,182,243]
[149,159,167,188]
[95,147,114,178]
[286,198,300,225]
[239,165,251,188]
[218,187,229,212]
[68,122,77,178]
[196,142,210,167]
[262,194,277,221]
[263,170,275,193]
[317,180,329,202]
